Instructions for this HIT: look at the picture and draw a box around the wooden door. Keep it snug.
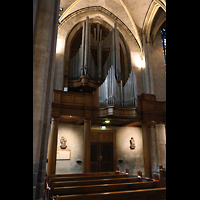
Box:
[90,142,113,172]
[100,143,113,172]
[90,130,116,172]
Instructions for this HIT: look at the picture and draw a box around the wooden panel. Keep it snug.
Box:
[74,95,84,104]
[100,132,113,143]
[101,143,113,172]
[53,91,61,103]
[61,94,73,103]
[90,132,100,142]
[90,143,99,172]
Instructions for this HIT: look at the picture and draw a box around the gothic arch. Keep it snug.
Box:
[142,0,166,43]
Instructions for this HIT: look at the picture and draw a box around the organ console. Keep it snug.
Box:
[68,16,136,107]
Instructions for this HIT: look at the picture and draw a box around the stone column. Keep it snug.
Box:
[155,123,166,168]
[146,42,155,94]
[149,125,158,172]
[33,0,60,199]
[142,32,150,93]
[83,118,91,173]
[47,117,59,175]
[142,123,152,178]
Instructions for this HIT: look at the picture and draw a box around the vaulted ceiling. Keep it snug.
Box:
[59,0,166,51]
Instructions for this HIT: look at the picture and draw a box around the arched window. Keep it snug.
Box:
[160,26,166,70]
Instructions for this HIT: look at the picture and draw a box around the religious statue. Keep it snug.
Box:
[60,136,67,149]
[130,137,136,150]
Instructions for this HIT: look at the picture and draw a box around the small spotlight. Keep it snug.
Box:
[101,126,106,129]
[105,120,110,123]
[59,8,63,11]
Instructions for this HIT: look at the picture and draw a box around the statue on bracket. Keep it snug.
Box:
[130,137,136,150]
[60,136,67,149]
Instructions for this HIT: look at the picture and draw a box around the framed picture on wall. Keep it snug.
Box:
[56,149,71,160]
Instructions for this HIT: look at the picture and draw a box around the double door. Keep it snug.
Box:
[90,142,113,172]
[90,130,116,172]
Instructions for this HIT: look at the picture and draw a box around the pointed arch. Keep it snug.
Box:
[142,0,166,43]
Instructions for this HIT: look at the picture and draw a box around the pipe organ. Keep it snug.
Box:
[99,66,137,107]
[68,16,136,107]
[69,16,121,82]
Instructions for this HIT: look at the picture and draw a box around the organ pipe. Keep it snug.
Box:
[99,66,136,107]
[68,16,137,107]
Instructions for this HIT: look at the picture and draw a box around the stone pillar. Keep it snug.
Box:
[47,117,59,175]
[149,125,158,172]
[155,123,166,168]
[83,118,91,173]
[142,123,152,178]
[33,0,60,199]
[146,42,155,94]
[142,33,150,93]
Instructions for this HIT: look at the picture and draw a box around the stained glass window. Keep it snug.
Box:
[161,28,166,70]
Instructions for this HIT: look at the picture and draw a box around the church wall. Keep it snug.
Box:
[55,124,144,175]
[56,124,84,174]
[115,127,144,175]
[150,30,166,101]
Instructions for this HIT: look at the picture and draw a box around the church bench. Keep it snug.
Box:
[45,173,130,198]
[50,177,141,188]
[49,181,158,199]
[48,171,118,178]
[160,170,166,187]
[48,173,128,182]
[53,187,166,200]
[47,177,141,200]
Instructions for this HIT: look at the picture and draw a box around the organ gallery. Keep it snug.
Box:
[33,1,166,199]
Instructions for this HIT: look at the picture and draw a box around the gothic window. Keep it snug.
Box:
[161,28,166,70]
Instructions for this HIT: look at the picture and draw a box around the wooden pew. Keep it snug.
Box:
[48,172,118,178]
[45,172,127,191]
[53,188,166,200]
[160,170,166,187]
[50,181,158,198]
[50,177,141,187]
[46,173,131,199]
[48,173,127,182]
[47,177,141,200]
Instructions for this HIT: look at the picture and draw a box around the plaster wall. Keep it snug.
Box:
[56,124,84,174]
[115,127,144,175]
[55,124,144,175]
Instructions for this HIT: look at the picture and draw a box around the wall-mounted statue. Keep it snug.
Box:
[130,137,136,150]
[60,136,67,149]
